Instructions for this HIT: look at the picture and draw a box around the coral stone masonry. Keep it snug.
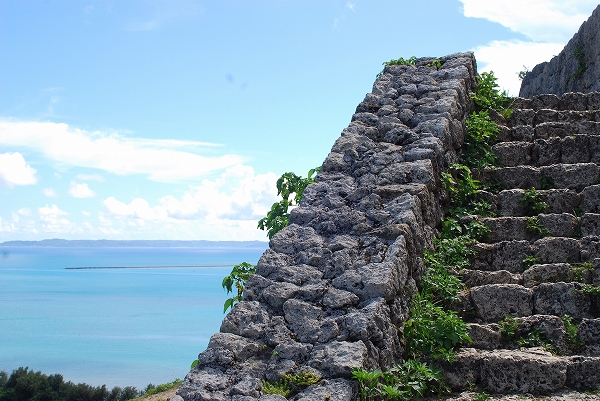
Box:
[176,53,477,401]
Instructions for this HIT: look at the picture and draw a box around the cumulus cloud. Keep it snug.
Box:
[473,40,565,96]
[102,164,278,238]
[43,188,59,197]
[0,152,37,187]
[0,121,244,182]
[459,0,598,42]
[69,182,96,198]
[38,204,77,233]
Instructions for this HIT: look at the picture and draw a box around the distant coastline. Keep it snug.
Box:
[0,239,269,248]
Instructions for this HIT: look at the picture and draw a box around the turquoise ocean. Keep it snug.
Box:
[0,242,268,389]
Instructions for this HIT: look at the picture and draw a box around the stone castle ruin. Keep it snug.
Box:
[176,6,600,400]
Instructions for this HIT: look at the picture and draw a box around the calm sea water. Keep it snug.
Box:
[0,244,267,389]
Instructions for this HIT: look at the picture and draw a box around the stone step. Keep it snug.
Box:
[493,135,600,167]
[460,269,521,287]
[480,214,579,243]
[522,263,594,288]
[478,163,599,191]
[492,188,580,217]
[467,316,600,358]
[499,119,600,140]
[470,237,587,274]
[444,347,600,393]
[512,93,600,112]
[467,282,597,322]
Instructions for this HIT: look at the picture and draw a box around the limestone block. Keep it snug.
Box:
[262,282,300,310]
[534,109,558,125]
[518,315,566,345]
[293,379,354,401]
[443,348,482,390]
[541,163,599,191]
[578,319,600,345]
[308,341,368,377]
[492,142,531,167]
[534,282,591,319]
[532,94,560,110]
[544,189,580,215]
[471,240,533,273]
[537,213,579,237]
[534,237,581,263]
[497,189,526,217]
[511,109,535,126]
[581,214,600,237]
[207,333,263,362]
[283,299,338,343]
[460,269,520,287]
[562,135,590,164]
[532,137,561,166]
[467,323,501,350]
[581,185,600,213]
[534,122,574,140]
[471,284,533,322]
[567,356,600,390]
[482,217,531,242]
[269,225,324,256]
[523,263,572,287]
[230,378,261,398]
[221,302,272,340]
[560,93,588,111]
[479,349,567,393]
[493,166,539,190]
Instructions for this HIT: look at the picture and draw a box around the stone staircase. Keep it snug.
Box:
[444,93,600,394]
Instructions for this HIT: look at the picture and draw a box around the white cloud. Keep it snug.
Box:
[459,0,598,42]
[0,121,244,182]
[0,152,37,187]
[43,188,59,197]
[82,210,91,216]
[38,204,77,233]
[69,182,96,198]
[76,173,104,182]
[474,40,565,96]
[17,208,32,216]
[102,164,279,240]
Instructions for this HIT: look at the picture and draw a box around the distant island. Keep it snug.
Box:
[0,239,269,248]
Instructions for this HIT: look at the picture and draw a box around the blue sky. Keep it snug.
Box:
[0,0,597,241]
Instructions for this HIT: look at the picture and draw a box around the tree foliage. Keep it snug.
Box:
[257,167,321,239]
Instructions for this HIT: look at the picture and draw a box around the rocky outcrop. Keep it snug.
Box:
[176,53,477,401]
[520,5,600,97]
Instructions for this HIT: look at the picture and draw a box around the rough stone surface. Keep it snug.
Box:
[177,53,478,401]
[520,5,600,97]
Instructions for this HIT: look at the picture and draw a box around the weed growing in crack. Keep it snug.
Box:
[522,255,539,271]
[498,316,519,341]
[561,315,584,350]
[521,188,548,216]
[526,216,550,237]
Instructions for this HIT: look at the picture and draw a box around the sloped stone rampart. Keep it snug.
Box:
[175,53,477,401]
[520,4,600,97]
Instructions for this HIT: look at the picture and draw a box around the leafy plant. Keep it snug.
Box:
[427,58,445,70]
[539,174,556,190]
[518,66,530,81]
[442,164,480,210]
[571,46,587,79]
[383,56,417,67]
[577,284,600,296]
[473,392,492,401]
[282,370,321,387]
[522,255,539,270]
[562,315,584,350]
[526,216,550,236]
[520,188,548,216]
[257,167,320,239]
[262,380,292,397]
[222,262,256,312]
[517,329,554,353]
[352,360,446,401]
[470,71,509,112]
[462,111,499,169]
[190,359,199,369]
[142,379,183,396]
[498,316,519,341]
[405,295,471,362]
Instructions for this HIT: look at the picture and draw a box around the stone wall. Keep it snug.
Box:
[519,5,600,98]
[175,52,477,401]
